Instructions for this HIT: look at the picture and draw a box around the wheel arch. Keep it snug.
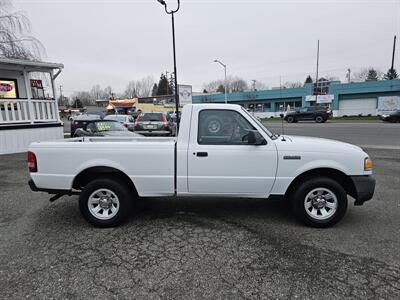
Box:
[285,168,357,200]
[72,166,138,196]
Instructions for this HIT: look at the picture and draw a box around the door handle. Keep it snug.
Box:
[196,152,208,157]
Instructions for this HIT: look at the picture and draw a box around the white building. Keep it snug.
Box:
[0,58,64,154]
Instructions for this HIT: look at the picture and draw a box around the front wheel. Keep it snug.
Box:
[79,178,133,227]
[315,116,324,123]
[291,177,348,228]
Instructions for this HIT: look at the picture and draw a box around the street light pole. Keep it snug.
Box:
[214,59,227,104]
[157,0,181,133]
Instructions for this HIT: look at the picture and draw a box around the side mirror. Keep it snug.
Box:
[247,130,267,145]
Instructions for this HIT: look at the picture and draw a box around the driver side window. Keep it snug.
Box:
[198,109,256,145]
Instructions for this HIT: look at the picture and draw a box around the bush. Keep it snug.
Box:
[270,116,274,118]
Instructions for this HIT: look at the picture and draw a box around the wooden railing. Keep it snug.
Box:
[0,99,59,125]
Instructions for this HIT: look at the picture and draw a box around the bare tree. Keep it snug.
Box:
[352,67,383,82]
[71,91,92,106]
[253,81,267,91]
[0,0,45,60]
[203,76,250,93]
[203,80,223,93]
[124,81,137,98]
[124,76,155,98]
[90,84,104,100]
[103,86,113,99]
[283,81,302,88]
[139,76,155,97]
[230,76,248,92]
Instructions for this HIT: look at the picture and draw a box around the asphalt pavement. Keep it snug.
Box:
[1,122,400,299]
[265,120,400,148]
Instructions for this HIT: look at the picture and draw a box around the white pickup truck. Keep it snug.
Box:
[28,104,375,228]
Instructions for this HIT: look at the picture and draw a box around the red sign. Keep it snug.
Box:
[30,79,43,88]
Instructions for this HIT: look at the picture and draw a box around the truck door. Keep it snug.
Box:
[187,107,278,197]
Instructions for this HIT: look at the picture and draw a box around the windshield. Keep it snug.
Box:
[93,121,125,132]
[75,114,102,121]
[139,113,163,121]
[241,107,274,138]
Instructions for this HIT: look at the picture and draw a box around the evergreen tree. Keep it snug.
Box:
[203,89,208,93]
[73,99,83,108]
[216,84,225,93]
[383,68,399,80]
[156,73,173,95]
[304,75,313,84]
[151,83,158,96]
[366,68,379,81]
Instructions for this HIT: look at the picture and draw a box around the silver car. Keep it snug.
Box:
[104,114,135,131]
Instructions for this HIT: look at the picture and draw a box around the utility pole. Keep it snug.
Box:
[59,85,63,106]
[214,59,228,104]
[315,39,320,104]
[252,79,256,91]
[391,35,396,70]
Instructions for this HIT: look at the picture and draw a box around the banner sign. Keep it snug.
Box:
[306,94,334,103]
[30,79,43,88]
[378,96,400,113]
[0,79,17,99]
[178,85,192,106]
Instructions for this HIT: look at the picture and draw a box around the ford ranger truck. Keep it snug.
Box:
[28,104,375,228]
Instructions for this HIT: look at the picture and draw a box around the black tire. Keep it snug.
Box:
[79,178,133,227]
[290,177,348,228]
[287,116,295,123]
[315,116,324,123]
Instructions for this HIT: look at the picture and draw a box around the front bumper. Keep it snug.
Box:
[350,175,376,205]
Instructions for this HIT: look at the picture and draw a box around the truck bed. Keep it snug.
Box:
[29,137,176,196]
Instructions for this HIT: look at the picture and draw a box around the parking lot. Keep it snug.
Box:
[1,121,400,299]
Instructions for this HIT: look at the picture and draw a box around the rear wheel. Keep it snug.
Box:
[290,177,348,228]
[287,116,295,123]
[315,116,324,123]
[79,178,133,227]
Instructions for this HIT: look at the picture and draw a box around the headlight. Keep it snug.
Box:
[382,114,389,118]
[364,157,373,171]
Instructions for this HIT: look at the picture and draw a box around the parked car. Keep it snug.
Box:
[381,110,400,123]
[133,112,172,136]
[28,104,375,228]
[70,113,104,136]
[284,106,332,123]
[104,114,135,131]
[73,120,142,137]
[67,112,81,121]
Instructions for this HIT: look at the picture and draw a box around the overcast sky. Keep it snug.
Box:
[14,0,400,95]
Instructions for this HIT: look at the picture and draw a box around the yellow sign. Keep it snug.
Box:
[0,79,17,99]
